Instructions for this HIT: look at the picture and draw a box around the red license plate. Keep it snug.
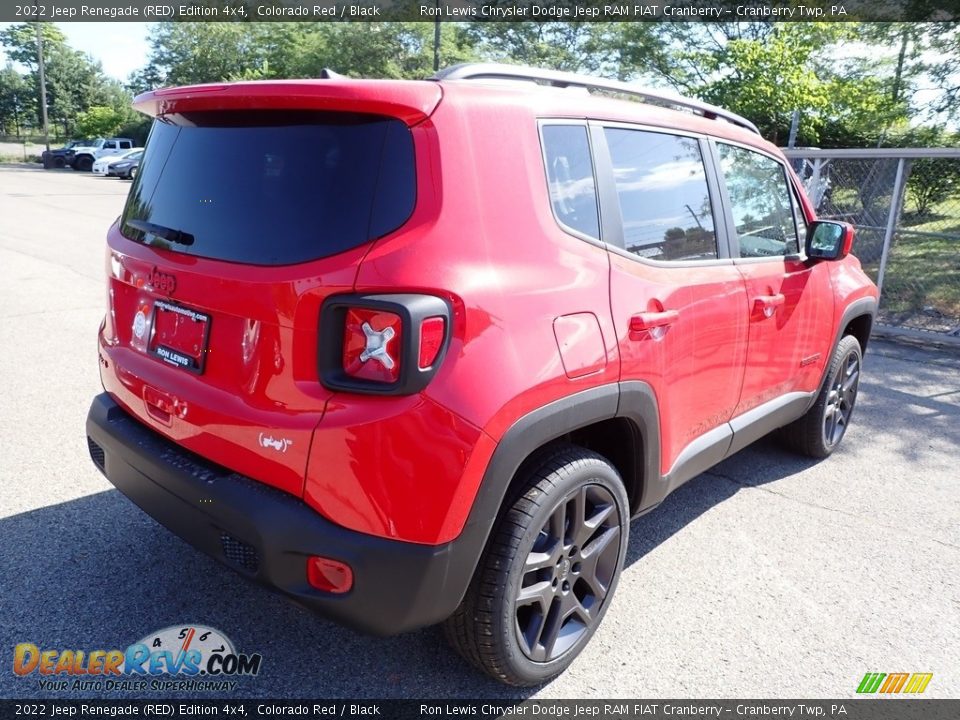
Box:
[149,300,212,374]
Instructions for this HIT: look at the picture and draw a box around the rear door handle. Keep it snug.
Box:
[629,309,679,339]
[753,293,785,319]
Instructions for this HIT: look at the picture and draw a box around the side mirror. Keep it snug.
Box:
[806,220,855,261]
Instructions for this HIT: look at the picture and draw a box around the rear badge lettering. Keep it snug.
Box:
[149,267,177,295]
[259,434,293,453]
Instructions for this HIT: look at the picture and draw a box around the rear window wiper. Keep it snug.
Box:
[126,219,195,246]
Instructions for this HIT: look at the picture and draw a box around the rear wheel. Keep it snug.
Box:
[443,446,629,686]
[781,334,862,458]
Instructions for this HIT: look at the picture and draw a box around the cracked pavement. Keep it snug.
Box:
[1,166,957,699]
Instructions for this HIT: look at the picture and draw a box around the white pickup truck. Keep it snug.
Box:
[69,137,135,171]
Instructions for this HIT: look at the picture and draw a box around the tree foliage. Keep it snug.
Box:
[2,20,959,151]
[0,22,135,138]
[75,105,125,138]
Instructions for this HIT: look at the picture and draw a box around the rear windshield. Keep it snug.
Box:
[121,110,416,265]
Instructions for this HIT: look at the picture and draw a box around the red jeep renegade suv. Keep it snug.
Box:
[86,64,878,685]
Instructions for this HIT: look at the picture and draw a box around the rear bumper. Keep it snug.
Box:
[85,393,475,635]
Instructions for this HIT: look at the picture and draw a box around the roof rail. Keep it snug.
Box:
[433,63,761,136]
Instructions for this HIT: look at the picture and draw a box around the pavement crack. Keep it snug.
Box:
[703,468,960,552]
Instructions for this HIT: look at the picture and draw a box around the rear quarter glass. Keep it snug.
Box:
[120,110,416,265]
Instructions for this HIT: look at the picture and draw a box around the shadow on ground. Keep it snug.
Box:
[4,344,957,699]
[0,437,816,701]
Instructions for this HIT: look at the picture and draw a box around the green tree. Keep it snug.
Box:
[75,105,125,138]
[464,22,641,76]
[0,63,33,137]
[1,22,129,138]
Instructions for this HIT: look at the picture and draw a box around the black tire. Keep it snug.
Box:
[74,155,93,172]
[128,166,137,180]
[781,335,863,458]
[443,445,629,686]
[53,156,65,168]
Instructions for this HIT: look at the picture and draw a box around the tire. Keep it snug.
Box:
[74,155,93,172]
[443,445,629,686]
[781,334,863,458]
[128,166,137,180]
[53,156,65,168]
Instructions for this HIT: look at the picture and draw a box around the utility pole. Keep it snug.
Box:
[433,1,440,72]
[34,18,50,152]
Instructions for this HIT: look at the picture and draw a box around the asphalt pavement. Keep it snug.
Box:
[1,166,957,700]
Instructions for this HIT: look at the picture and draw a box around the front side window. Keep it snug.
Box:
[604,128,718,262]
[718,143,799,258]
[541,124,600,240]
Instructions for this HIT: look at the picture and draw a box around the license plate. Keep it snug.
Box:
[149,300,212,374]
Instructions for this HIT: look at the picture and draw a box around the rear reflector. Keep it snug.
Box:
[418,316,446,369]
[307,556,353,594]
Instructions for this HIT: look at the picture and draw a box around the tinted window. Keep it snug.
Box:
[604,128,717,261]
[542,124,600,240]
[718,143,799,257]
[121,111,415,265]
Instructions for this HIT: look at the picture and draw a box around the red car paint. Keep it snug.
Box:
[96,74,878,555]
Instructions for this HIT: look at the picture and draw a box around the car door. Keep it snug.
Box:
[712,140,834,439]
[596,124,749,490]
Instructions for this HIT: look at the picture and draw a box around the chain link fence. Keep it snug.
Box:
[783,148,960,343]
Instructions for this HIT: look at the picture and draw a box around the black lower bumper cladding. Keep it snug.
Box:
[85,393,471,635]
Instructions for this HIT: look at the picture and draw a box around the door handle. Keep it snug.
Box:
[629,309,679,339]
[753,293,785,319]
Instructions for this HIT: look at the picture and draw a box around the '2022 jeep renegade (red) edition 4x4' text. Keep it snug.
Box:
[86,64,878,685]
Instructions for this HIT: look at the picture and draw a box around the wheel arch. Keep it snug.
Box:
[806,296,877,413]
[447,382,660,607]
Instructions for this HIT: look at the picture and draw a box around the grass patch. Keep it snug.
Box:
[881,231,960,321]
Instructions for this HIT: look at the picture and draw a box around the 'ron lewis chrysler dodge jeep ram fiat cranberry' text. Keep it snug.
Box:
[86,64,878,686]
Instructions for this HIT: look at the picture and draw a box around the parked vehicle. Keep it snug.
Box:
[86,64,878,686]
[110,150,143,179]
[92,149,143,177]
[70,137,135,171]
[41,139,93,168]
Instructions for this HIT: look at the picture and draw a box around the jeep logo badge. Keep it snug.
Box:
[149,267,177,295]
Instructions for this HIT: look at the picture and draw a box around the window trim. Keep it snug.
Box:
[592,120,733,268]
[537,119,604,248]
[710,137,803,264]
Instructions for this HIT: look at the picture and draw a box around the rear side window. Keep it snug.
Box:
[717,143,799,258]
[604,128,718,262]
[541,124,600,240]
[121,111,415,265]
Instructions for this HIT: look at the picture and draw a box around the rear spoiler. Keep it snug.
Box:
[133,79,443,127]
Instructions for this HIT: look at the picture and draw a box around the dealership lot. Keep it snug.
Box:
[1,165,958,699]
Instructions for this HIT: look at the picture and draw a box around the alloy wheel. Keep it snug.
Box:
[824,349,860,448]
[514,483,622,662]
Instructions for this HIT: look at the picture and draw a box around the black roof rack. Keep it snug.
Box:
[433,63,761,136]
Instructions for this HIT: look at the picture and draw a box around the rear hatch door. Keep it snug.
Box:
[102,84,433,496]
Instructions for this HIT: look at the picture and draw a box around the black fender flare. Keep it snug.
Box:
[806,296,878,412]
[438,381,661,616]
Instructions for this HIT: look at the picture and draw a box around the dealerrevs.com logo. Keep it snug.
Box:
[13,625,262,692]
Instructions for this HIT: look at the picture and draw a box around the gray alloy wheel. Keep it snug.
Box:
[781,334,863,459]
[443,445,629,686]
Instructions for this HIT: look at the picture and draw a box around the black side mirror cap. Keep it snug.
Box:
[806,220,855,261]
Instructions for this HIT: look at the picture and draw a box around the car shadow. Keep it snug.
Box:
[0,434,819,701]
[13,342,953,699]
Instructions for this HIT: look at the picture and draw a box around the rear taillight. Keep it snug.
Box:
[319,294,452,395]
[343,308,403,383]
